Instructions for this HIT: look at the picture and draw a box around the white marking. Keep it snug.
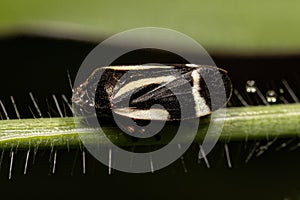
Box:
[191,70,210,116]
[103,65,173,70]
[186,64,199,67]
[114,76,177,99]
[114,108,169,120]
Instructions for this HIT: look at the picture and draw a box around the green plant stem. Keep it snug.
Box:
[0,103,299,149]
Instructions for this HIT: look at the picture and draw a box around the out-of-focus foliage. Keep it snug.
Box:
[0,0,300,53]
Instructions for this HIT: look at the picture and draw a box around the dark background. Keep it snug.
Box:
[0,34,300,199]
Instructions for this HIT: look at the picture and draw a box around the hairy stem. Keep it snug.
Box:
[0,103,299,149]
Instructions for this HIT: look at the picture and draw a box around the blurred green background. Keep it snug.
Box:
[0,0,300,54]
[0,1,300,199]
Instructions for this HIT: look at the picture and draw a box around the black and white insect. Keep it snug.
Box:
[72,64,232,122]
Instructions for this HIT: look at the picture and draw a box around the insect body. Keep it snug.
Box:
[72,64,232,122]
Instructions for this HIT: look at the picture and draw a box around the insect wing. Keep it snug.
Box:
[111,65,232,120]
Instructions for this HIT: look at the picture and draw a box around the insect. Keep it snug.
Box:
[72,64,232,122]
